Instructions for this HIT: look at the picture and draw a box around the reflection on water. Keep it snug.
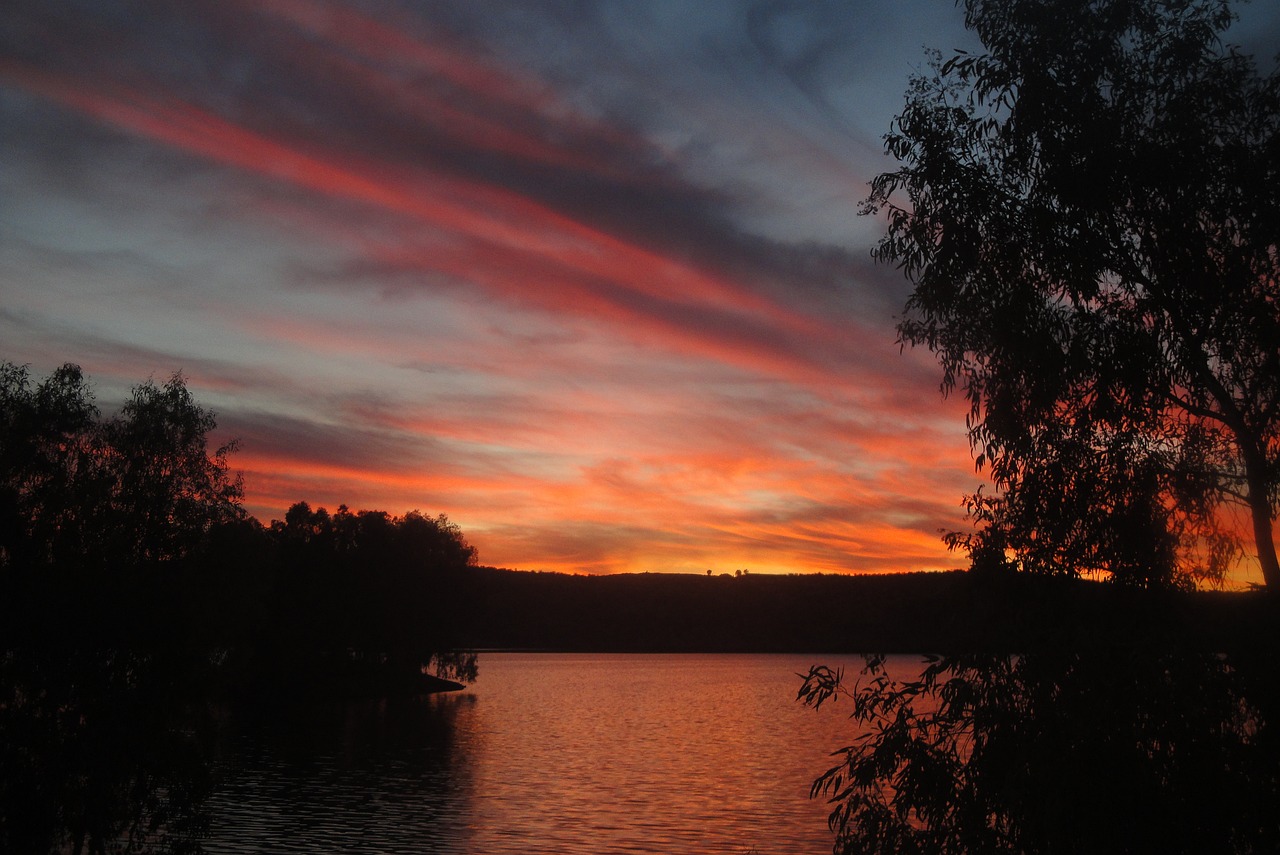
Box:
[0,647,214,855]
[208,692,479,854]
[206,653,886,854]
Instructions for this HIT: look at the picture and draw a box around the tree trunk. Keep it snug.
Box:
[1201,375,1279,590]
[1249,501,1279,590]
[1244,447,1279,590]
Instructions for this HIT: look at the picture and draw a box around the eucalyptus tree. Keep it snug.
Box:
[1,362,241,855]
[801,3,1280,852]
[0,362,243,578]
[864,0,1280,586]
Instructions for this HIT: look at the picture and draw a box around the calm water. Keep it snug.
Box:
[206,653,915,854]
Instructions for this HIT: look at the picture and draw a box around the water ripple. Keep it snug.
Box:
[205,653,908,854]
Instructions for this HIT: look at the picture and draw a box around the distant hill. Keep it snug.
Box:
[458,568,1273,653]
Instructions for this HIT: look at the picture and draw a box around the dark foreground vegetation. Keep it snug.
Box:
[796,0,1280,851]
[0,362,478,854]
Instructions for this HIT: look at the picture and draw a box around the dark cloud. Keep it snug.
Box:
[217,405,446,473]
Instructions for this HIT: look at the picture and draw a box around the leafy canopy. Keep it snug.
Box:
[801,3,1280,853]
[0,362,243,855]
[863,0,1280,587]
[0,362,243,581]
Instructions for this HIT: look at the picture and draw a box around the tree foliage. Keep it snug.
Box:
[862,0,1280,587]
[0,362,481,853]
[1,362,242,855]
[805,2,1280,852]
[0,362,243,586]
[258,501,480,689]
[801,647,1280,855]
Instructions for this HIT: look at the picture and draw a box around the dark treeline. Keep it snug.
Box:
[461,566,1275,654]
[194,502,480,697]
[0,362,478,854]
[0,363,479,699]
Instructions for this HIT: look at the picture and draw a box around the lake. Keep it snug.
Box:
[204,653,916,854]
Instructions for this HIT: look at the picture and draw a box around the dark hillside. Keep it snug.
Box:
[459,568,1272,653]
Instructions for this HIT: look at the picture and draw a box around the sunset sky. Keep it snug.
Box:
[4,1,1278,578]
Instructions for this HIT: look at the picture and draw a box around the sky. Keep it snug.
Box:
[3,1,1277,579]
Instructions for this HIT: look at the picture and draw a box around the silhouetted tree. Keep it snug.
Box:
[0,362,99,572]
[863,0,1280,587]
[805,2,1280,851]
[100,373,244,567]
[2,361,483,851]
[262,501,478,693]
[0,363,242,597]
[1,362,243,854]
[801,644,1279,855]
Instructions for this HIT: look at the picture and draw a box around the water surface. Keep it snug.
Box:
[207,653,910,854]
